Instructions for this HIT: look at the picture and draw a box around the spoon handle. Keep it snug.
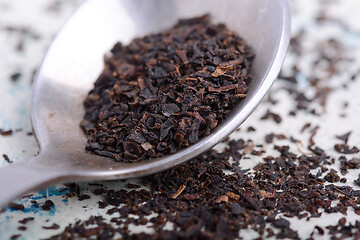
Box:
[0,158,61,208]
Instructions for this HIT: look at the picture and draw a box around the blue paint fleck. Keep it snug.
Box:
[0,118,11,130]
[33,185,69,200]
[5,186,69,216]
[296,72,308,90]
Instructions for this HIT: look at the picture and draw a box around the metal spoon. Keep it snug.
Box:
[0,0,290,207]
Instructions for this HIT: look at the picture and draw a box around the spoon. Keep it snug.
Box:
[0,0,290,207]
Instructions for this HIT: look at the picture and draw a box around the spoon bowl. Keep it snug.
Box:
[0,0,290,207]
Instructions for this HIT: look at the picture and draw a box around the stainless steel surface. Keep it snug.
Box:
[0,0,290,207]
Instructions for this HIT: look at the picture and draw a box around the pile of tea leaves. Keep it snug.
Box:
[47,140,360,240]
[47,2,360,239]
[80,14,254,162]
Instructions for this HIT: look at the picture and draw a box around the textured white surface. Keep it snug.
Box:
[0,0,360,239]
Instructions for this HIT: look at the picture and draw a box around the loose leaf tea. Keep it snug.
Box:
[80,14,254,162]
[48,140,360,240]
